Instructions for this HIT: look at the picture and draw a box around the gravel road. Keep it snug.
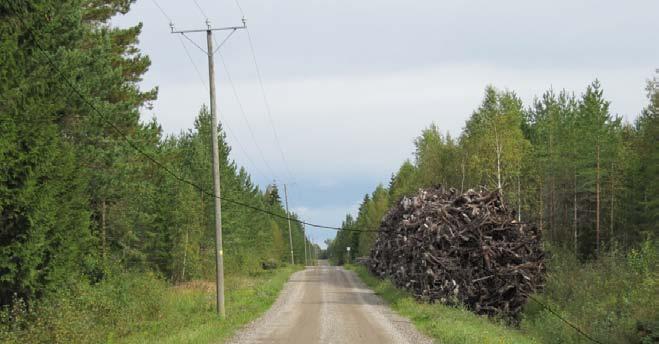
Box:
[227,261,433,344]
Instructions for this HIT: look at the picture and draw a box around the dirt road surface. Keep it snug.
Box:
[227,261,433,344]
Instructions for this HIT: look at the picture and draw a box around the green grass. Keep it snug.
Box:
[0,266,300,344]
[347,241,658,344]
[117,266,300,344]
[347,264,538,344]
[520,243,658,344]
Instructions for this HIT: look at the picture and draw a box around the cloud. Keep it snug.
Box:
[292,202,361,249]
[113,0,657,244]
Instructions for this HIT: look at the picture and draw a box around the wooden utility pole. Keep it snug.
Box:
[171,19,246,318]
[303,224,308,266]
[284,184,294,264]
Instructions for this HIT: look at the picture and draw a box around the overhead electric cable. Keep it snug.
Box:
[178,34,269,182]
[191,0,208,19]
[150,0,173,23]
[528,296,604,344]
[232,0,245,17]
[244,28,296,184]
[224,124,270,182]
[185,0,276,182]
[231,0,295,184]
[216,48,279,180]
[8,4,631,341]
[9,4,363,233]
[177,35,207,88]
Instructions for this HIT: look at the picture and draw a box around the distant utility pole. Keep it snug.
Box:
[171,18,246,318]
[303,224,308,266]
[283,184,294,264]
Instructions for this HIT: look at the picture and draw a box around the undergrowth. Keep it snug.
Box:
[348,264,538,344]
[349,239,657,344]
[521,241,658,344]
[0,265,299,343]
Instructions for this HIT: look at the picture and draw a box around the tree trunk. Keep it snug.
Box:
[517,173,521,221]
[550,175,555,242]
[182,228,189,282]
[574,169,578,256]
[610,161,614,246]
[549,130,554,242]
[539,175,544,232]
[460,157,466,193]
[101,199,107,261]
[596,144,600,256]
[493,123,503,191]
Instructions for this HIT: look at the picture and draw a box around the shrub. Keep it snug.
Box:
[0,272,168,343]
[521,240,658,343]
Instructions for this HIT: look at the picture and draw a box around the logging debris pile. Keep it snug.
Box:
[368,187,545,320]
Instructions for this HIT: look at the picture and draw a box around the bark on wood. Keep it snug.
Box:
[368,186,545,321]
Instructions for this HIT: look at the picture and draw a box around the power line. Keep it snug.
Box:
[216,48,279,180]
[189,0,294,185]
[176,27,270,183]
[9,6,627,341]
[177,35,207,88]
[527,295,604,344]
[233,3,295,184]
[181,1,275,183]
[223,121,270,182]
[9,5,368,233]
[191,0,208,19]
[232,0,245,18]
[150,0,173,23]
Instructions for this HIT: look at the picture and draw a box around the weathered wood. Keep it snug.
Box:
[368,186,545,321]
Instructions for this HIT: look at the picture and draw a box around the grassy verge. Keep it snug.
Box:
[347,264,537,344]
[0,265,300,344]
[118,265,300,343]
[348,240,658,344]
[521,243,657,344]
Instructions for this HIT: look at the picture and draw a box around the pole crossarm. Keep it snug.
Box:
[170,18,247,34]
[170,19,246,55]
[171,25,246,34]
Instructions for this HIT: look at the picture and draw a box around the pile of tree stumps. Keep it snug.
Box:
[368,186,545,320]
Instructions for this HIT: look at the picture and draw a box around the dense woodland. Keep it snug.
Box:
[0,0,311,310]
[1,0,657,343]
[329,79,658,263]
[326,76,658,342]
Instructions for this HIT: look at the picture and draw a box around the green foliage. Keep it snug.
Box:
[1,4,308,343]
[345,78,658,343]
[521,241,658,343]
[0,266,299,343]
[348,265,538,344]
[0,271,167,343]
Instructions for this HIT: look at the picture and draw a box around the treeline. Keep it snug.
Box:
[329,79,658,263]
[1,0,308,310]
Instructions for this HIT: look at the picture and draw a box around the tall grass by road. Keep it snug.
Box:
[0,266,299,343]
[348,265,538,344]
[349,240,657,344]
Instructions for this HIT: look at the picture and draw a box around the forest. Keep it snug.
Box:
[1,1,314,342]
[1,0,657,343]
[327,80,658,342]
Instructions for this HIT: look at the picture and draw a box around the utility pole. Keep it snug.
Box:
[284,184,294,264]
[171,18,246,318]
[303,224,308,266]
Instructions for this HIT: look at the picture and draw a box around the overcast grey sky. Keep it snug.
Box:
[113,0,658,248]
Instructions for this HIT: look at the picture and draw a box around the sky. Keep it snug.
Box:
[113,0,658,248]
